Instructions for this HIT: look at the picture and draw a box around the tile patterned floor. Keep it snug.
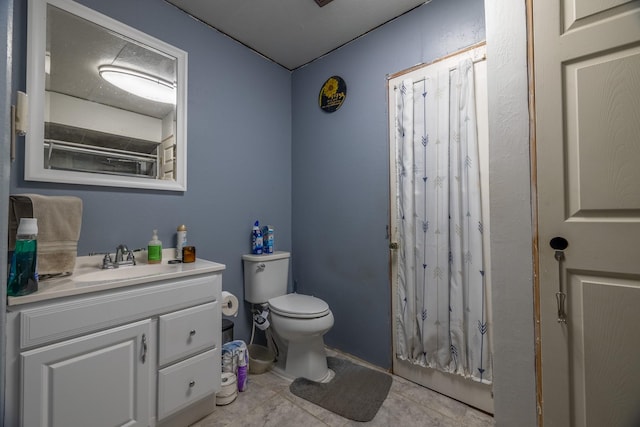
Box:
[191,349,495,427]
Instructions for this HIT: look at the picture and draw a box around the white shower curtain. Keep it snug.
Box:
[394,58,491,384]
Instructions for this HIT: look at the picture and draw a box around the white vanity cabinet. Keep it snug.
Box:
[4,259,225,427]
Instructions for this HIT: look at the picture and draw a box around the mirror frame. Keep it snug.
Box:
[26,0,188,191]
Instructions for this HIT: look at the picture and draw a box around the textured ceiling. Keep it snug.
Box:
[166,0,429,70]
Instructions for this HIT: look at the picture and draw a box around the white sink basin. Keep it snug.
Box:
[72,263,177,283]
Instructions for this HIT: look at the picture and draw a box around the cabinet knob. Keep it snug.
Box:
[189,380,196,388]
[189,329,196,336]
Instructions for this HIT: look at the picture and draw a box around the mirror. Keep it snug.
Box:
[26,0,188,191]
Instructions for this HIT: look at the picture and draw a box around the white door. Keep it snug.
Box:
[388,45,493,413]
[533,0,640,425]
[21,320,151,427]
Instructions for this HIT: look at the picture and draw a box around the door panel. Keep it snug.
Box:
[571,275,640,427]
[565,46,640,216]
[563,0,638,32]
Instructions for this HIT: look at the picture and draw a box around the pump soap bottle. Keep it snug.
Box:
[148,229,162,264]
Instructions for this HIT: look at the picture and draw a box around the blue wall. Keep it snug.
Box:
[8,0,485,369]
[9,0,292,342]
[290,0,485,368]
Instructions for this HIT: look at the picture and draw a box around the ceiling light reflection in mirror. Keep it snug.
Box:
[98,65,176,104]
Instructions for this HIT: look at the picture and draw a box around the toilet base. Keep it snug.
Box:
[274,336,332,382]
[271,364,335,384]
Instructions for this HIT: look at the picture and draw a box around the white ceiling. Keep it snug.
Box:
[166,0,429,70]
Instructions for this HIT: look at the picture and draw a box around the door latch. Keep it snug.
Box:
[550,237,569,323]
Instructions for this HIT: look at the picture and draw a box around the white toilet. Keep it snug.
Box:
[242,251,334,381]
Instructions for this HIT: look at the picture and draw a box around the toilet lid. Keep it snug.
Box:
[268,294,330,318]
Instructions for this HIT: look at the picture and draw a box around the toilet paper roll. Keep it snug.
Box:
[217,372,237,398]
[215,389,238,406]
[221,291,239,317]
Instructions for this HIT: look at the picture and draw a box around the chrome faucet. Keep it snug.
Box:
[94,244,137,269]
[115,244,136,266]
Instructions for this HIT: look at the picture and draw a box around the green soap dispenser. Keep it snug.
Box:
[148,229,162,264]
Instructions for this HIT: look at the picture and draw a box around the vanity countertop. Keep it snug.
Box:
[7,249,226,307]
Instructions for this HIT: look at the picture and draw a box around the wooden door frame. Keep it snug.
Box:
[524,0,543,425]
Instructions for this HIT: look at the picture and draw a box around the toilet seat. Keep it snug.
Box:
[268,293,330,319]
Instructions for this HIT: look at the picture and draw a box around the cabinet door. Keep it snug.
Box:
[21,320,151,427]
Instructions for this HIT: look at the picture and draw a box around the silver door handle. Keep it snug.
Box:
[550,237,569,323]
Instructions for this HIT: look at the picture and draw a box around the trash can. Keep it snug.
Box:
[248,344,275,374]
[222,319,234,344]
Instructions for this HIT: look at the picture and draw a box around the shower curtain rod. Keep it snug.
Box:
[387,41,486,80]
[391,54,487,90]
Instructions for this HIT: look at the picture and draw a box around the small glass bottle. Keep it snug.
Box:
[8,218,39,296]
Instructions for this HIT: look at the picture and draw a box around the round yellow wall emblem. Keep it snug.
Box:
[318,76,347,113]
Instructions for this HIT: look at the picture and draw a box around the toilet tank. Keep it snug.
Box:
[242,251,290,304]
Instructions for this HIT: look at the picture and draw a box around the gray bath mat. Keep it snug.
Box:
[289,357,392,422]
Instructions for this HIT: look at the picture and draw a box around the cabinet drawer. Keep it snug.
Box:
[158,302,219,366]
[157,348,220,420]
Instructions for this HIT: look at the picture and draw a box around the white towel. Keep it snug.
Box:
[9,194,83,275]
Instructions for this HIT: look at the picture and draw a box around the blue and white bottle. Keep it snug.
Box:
[251,221,263,255]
